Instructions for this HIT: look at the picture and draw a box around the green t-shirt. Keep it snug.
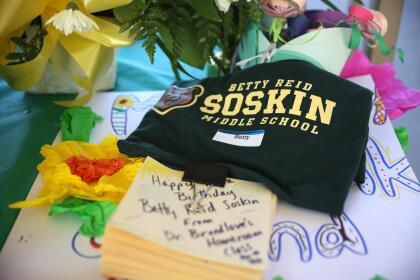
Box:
[118,60,372,214]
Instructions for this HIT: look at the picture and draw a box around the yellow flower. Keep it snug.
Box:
[10,135,143,208]
[115,96,135,109]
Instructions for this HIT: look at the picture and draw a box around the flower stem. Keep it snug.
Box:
[66,1,79,10]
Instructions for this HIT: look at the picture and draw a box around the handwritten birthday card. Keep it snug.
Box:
[106,157,277,269]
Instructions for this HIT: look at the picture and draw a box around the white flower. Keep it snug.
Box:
[45,2,99,36]
[215,0,251,13]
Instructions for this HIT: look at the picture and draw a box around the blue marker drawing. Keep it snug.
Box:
[71,232,101,259]
[111,94,161,136]
[359,137,420,197]
[269,221,312,263]
[358,169,376,196]
[315,212,367,258]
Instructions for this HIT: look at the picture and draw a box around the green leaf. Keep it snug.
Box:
[134,28,147,40]
[27,47,38,60]
[247,3,263,23]
[113,0,145,23]
[144,37,156,64]
[135,32,147,41]
[128,21,141,37]
[196,20,207,29]
[159,22,208,69]
[353,0,364,5]
[30,16,42,26]
[146,20,162,29]
[320,0,340,11]
[10,36,27,47]
[174,6,191,19]
[119,21,133,33]
[5,52,23,60]
[184,0,221,22]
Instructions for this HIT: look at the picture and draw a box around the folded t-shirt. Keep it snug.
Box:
[118,60,372,214]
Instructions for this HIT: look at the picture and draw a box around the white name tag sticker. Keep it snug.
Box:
[212,129,265,147]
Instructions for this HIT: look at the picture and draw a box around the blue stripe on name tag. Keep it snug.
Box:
[218,129,265,135]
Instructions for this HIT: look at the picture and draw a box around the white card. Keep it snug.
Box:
[212,129,265,147]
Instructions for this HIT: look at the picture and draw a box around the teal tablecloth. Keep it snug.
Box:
[0,43,207,249]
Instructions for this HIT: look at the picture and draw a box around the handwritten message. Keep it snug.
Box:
[109,157,276,269]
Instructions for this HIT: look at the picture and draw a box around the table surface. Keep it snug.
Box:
[0,43,206,249]
[1,42,418,250]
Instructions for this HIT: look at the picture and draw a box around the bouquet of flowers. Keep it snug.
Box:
[112,0,372,77]
[1,0,414,109]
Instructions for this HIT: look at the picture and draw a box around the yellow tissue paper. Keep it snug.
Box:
[10,135,143,208]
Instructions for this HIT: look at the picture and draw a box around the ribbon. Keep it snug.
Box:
[338,4,403,63]
[337,21,404,63]
[0,0,51,38]
[0,0,134,106]
[236,43,279,68]
[372,31,405,63]
[270,18,287,43]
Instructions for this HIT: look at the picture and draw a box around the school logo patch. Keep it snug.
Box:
[153,85,204,115]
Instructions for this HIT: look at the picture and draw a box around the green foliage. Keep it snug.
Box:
[140,7,163,64]
[184,0,221,22]
[112,0,353,77]
[167,5,190,60]
[113,0,146,22]
[193,12,220,60]
[246,1,263,24]
[113,0,262,77]
[220,8,237,71]
[370,275,387,280]
[3,0,361,75]
[5,16,47,65]
[162,17,211,71]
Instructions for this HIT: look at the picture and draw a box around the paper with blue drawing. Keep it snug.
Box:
[1,75,419,279]
[264,75,420,280]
